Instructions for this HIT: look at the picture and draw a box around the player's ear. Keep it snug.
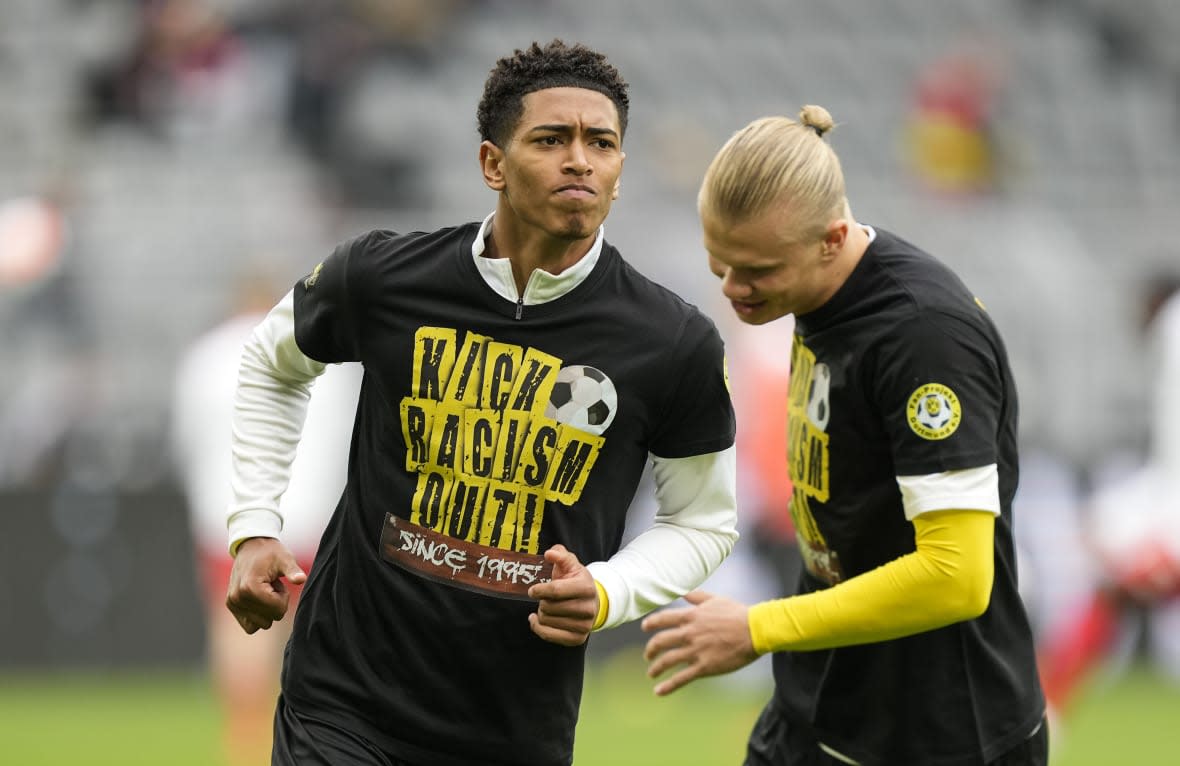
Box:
[480,141,507,191]
[821,218,848,260]
[611,152,625,200]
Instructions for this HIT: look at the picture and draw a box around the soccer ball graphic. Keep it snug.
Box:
[544,365,618,436]
[915,392,953,431]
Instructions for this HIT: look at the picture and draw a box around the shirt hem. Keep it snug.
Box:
[281,690,573,766]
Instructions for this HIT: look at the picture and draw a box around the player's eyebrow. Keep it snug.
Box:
[528,124,619,140]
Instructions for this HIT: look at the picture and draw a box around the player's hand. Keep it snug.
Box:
[527,544,598,647]
[225,537,306,635]
[641,590,758,696]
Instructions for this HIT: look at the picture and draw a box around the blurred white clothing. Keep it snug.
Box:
[1087,292,1180,595]
[171,311,360,555]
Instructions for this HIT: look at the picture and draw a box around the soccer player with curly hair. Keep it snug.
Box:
[225,40,738,765]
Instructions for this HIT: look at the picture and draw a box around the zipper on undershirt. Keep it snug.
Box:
[515,297,523,320]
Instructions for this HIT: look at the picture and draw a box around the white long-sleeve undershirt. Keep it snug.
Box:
[227,292,324,550]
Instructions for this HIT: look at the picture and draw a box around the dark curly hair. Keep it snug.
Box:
[477,39,630,147]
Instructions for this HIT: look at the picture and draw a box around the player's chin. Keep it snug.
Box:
[553,211,606,240]
[554,224,596,241]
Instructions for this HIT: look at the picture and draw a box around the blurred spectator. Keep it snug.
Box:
[0,194,64,289]
[0,185,97,486]
[1038,272,1180,718]
[170,268,361,766]
[84,0,245,136]
[903,40,1010,196]
[282,0,470,206]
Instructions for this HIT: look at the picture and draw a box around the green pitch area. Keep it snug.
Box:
[0,651,1175,765]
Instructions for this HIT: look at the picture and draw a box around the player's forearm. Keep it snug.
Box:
[748,510,995,653]
[227,293,325,554]
[588,448,739,629]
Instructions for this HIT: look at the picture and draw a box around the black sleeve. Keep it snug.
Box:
[293,232,377,363]
[872,310,1003,474]
[648,311,737,459]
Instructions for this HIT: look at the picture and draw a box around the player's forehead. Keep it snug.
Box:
[702,208,796,268]
[516,87,620,136]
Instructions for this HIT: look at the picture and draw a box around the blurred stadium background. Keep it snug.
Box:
[2,0,1179,763]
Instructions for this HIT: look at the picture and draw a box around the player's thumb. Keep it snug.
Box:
[683,590,713,606]
[544,543,570,560]
[276,554,306,585]
[544,544,582,578]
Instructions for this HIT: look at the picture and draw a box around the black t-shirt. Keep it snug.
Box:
[283,224,735,766]
[773,228,1043,765]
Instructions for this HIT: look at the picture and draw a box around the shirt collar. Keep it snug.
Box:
[471,212,604,305]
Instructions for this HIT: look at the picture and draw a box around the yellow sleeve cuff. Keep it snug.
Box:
[592,580,610,630]
[748,509,995,654]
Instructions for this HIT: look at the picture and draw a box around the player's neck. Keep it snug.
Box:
[485,220,595,296]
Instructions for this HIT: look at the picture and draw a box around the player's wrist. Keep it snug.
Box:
[592,580,610,630]
[747,599,788,655]
[231,535,279,558]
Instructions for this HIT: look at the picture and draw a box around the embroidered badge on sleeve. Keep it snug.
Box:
[303,261,324,289]
[907,383,961,440]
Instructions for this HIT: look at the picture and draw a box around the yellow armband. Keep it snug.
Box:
[748,509,995,654]
[592,580,610,630]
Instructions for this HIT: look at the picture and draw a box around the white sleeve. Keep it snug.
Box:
[896,464,1000,520]
[586,446,739,629]
[226,291,326,554]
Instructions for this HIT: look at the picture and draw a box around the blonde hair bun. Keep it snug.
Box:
[799,105,834,137]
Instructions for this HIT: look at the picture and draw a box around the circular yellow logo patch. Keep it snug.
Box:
[906,383,961,440]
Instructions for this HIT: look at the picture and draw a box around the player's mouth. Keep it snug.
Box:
[555,184,596,199]
[730,299,765,317]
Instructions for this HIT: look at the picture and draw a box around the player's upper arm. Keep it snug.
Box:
[896,465,1000,520]
[911,509,995,620]
[898,465,1001,617]
[293,232,379,363]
